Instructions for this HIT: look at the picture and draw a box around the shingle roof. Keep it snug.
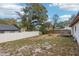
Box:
[0,24,19,31]
[69,16,79,27]
[69,13,79,27]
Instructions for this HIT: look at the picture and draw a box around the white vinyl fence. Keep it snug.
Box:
[0,31,39,43]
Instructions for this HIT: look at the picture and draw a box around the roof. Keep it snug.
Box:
[0,24,19,31]
[69,13,79,27]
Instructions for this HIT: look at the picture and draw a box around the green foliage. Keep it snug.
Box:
[39,24,47,34]
[17,3,48,31]
[56,20,71,28]
[69,14,75,21]
[39,21,53,34]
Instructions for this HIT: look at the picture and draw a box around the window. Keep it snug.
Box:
[75,26,76,32]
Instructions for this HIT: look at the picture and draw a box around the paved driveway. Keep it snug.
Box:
[0,31,39,43]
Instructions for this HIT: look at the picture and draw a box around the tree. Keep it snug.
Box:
[45,21,53,31]
[56,20,70,28]
[17,3,48,32]
[52,14,59,30]
[0,18,16,25]
[69,14,75,24]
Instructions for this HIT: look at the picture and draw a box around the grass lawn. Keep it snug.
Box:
[0,34,79,56]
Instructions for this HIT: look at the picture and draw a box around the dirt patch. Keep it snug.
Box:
[0,34,79,56]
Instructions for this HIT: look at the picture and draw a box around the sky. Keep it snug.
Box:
[0,3,79,22]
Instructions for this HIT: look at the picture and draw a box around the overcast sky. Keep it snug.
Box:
[0,3,79,22]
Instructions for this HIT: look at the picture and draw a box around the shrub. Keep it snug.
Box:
[39,24,47,34]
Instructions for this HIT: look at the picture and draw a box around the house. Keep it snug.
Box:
[0,24,20,33]
[69,13,79,44]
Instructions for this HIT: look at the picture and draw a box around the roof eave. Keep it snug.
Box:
[69,16,79,27]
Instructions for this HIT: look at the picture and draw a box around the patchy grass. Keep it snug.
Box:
[0,34,79,56]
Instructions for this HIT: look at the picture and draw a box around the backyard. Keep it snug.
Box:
[0,34,79,56]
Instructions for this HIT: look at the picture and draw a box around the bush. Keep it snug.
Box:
[39,24,47,34]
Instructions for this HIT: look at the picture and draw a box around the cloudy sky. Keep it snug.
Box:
[0,3,25,19]
[0,3,79,22]
[43,3,79,22]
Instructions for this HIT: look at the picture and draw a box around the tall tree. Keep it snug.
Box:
[17,3,48,31]
[52,14,59,30]
[69,14,75,20]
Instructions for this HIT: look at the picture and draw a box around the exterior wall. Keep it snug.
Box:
[71,21,79,44]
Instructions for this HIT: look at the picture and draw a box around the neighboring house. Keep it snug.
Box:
[69,13,79,44]
[0,24,20,33]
